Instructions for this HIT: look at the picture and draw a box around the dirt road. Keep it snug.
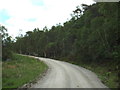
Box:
[31,57,108,88]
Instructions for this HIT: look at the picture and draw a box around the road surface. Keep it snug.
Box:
[31,57,108,88]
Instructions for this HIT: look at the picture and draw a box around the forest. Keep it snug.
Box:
[0,2,120,88]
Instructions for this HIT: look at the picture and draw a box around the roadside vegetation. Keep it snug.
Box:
[2,54,48,88]
[82,62,118,88]
[11,2,119,88]
[0,2,119,88]
[62,58,119,88]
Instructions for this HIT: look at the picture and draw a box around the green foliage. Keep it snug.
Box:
[78,60,119,88]
[0,25,13,61]
[11,2,119,88]
[13,3,119,63]
[2,54,48,88]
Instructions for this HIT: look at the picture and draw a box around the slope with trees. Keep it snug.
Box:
[2,2,119,88]
[13,2,119,64]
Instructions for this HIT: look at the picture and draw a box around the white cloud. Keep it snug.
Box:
[0,0,95,38]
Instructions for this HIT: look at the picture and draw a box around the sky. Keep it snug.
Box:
[0,0,95,38]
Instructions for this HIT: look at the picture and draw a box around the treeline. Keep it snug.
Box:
[13,2,119,64]
[0,25,13,60]
[1,3,119,64]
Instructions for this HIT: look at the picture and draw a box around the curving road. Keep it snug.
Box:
[31,57,108,88]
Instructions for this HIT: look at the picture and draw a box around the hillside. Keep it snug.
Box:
[1,2,119,88]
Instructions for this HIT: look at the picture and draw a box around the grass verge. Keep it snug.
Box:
[60,57,119,88]
[78,62,119,88]
[2,54,48,88]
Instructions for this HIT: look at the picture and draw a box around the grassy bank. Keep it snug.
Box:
[60,58,119,88]
[2,54,48,88]
[79,62,119,88]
